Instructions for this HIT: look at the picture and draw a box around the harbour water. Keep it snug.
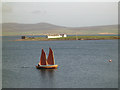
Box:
[2,36,118,88]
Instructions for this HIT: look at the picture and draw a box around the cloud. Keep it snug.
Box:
[32,10,41,14]
[2,3,13,13]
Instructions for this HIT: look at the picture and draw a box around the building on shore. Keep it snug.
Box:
[21,36,26,39]
[47,34,67,38]
[59,34,67,37]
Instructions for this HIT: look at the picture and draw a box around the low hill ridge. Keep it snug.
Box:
[2,23,118,36]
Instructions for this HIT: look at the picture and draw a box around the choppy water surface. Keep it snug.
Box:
[2,36,118,88]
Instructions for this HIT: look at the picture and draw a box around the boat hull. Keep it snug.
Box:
[36,65,58,69]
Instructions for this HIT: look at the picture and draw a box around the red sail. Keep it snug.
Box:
[39,49,47,65]
[47,48,55,65]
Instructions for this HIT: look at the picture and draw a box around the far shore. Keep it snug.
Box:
[14,35,120,41]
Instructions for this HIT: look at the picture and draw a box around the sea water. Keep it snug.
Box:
[2,36,118,88]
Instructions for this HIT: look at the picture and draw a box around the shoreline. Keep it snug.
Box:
[14,39,119,41]
[14,36,120,41]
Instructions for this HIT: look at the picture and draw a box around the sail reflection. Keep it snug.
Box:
[39,69,56,78]
[39,69,57,88]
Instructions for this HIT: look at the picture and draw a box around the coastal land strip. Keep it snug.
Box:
[14,36,120,41]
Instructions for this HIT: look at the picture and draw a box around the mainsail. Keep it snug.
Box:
[47,48,55,65]
[39,49,48,65]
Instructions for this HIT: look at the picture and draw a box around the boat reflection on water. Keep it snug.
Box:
[39,69,56,75]
[39,69,57,78]
[38,69,57,88]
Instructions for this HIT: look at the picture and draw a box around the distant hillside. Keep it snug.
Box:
[2,23,118,36]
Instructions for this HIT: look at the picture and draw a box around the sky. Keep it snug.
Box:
[2,2,118,27]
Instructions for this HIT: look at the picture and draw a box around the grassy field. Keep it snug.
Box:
[15,36,120,41]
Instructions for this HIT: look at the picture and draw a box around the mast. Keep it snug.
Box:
[76,32,78,40]
[39,49,48,65]
[47,48,55,65]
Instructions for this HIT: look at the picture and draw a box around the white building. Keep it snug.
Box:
[47,34,67,38]
[60,34,67,37]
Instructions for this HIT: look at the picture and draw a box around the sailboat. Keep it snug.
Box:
[36,48,58,69]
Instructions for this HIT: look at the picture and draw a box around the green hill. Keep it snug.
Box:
[2,23,118,36]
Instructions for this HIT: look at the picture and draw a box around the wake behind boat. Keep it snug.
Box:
[36,48,58,69]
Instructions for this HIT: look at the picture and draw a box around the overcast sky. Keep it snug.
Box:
[2,2,118,27]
